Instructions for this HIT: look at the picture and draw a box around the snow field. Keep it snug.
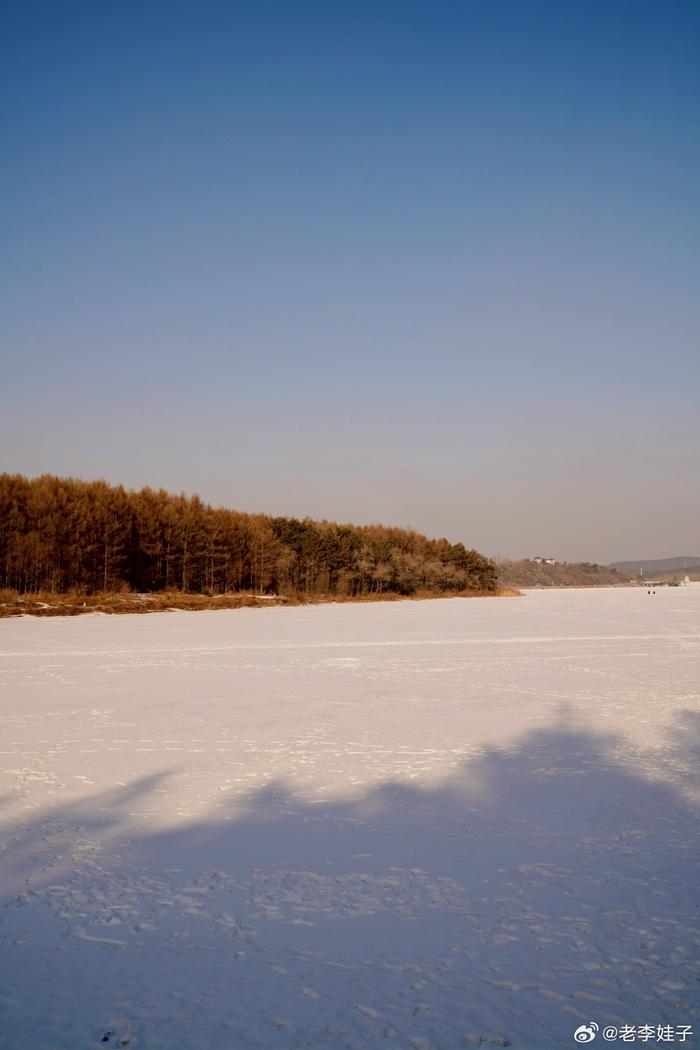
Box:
[1,587,699,1048]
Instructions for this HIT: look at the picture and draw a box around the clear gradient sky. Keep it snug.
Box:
[2,1,699,563]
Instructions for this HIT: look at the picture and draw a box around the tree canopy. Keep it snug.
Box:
[0,474,497,598]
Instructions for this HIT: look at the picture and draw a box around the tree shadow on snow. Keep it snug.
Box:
[1,716,699,1050]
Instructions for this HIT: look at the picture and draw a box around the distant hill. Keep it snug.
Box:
[497,560,630,588]
[610,556,700,576]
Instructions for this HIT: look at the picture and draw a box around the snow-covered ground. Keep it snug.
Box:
[1,587,699,1049]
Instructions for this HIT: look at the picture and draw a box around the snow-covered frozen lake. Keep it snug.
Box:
[1,587,699,1049]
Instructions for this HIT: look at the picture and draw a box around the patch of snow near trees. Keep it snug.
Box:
[1,588,699,1049]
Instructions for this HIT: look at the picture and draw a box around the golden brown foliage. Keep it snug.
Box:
[0,473,498,601]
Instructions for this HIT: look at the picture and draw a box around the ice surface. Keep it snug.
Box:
[1,587,699,1048]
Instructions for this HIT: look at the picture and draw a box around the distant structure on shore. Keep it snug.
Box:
[636,575,693,588]
[531,557,557,565]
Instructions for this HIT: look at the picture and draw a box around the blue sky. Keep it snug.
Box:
[2,0,698,562]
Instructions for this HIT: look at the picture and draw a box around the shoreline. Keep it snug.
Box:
[0,587,521,619]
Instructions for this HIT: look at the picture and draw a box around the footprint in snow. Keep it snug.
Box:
[463,1036,511,1047]
[98,1019,134,1046]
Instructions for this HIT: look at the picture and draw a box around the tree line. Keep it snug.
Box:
[0,474,497,598]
